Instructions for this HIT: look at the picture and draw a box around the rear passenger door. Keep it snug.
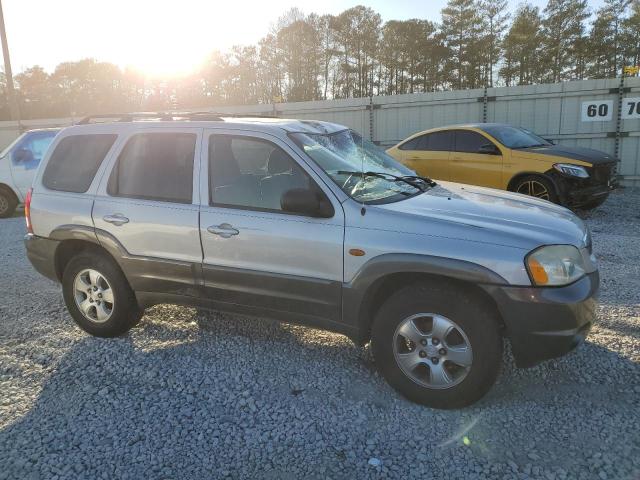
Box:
[93,128,203,296]
[450,130,503,188]
[198,129,345,324]
[400,131,452,181]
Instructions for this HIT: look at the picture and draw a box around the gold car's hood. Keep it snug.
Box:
[511,144,616,166]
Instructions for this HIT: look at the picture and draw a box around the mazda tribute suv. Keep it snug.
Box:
[24,113,599,409]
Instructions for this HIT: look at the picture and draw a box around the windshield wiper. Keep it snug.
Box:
[335,171,435,191]
[400,174,437,188]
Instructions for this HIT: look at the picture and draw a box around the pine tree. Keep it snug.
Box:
[440,0,483,89]
[500,5,543,86]
[541,0,590,82]
[478,0,510,87]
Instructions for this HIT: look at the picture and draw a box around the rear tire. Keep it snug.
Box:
[512,175,558,204]
[371,282,502,409]
[62,252,142,337]
[0,188,17,218]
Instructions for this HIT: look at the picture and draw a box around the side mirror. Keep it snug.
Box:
[281,188,334,218]
[478,143,500,155]
[544,138,555,145]
[13,148,33,163]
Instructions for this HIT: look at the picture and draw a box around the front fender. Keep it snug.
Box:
[341,253,508,344]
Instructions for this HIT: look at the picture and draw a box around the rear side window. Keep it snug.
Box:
[423,131,452,151]
[108,132,196,204]
[454,130,491,153]
[42,134,117,193]
[398,136,422,150]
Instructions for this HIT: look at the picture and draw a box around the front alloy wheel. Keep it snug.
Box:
[371,282,502,409]
[393,313,473,389]
[516,179,550,199]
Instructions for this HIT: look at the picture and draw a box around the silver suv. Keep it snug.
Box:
[24,113,599,408]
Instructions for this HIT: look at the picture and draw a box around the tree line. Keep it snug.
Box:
[2,0,640,121]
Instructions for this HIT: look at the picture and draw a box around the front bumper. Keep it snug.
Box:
[486,271,599,368]
[24,233,60,282]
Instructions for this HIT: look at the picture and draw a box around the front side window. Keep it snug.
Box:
[43,134,117,193]
[209,135,312,212]
[291,129,431,204]
[480,125,551,149]
[454,130,493,153]
[424,131,452,151]
[108,132,196,204]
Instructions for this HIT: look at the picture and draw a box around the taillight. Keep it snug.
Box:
[25,187,33,234]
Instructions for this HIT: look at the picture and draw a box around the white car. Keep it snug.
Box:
[0,128,60,217]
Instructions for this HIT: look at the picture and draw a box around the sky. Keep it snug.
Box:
[2,0,607,77]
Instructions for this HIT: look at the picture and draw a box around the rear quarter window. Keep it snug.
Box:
[42,134,117,193]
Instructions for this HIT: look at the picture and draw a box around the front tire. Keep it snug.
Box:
[371,282,502,409]
[62,252,142,337]
[0,188,17,218]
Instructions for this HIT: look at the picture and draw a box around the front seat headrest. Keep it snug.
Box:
[267,149,292,175]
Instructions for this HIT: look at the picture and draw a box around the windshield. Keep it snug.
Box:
[481,125,551,149]
[291,130,430,204]
[0,133,27,158]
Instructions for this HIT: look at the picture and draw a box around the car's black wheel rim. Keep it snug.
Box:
[516,180,550,200]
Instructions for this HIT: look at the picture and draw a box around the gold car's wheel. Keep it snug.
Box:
[516,180,549,199]
[513,175,558,204]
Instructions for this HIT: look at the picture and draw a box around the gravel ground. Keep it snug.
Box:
[0,189,638,480]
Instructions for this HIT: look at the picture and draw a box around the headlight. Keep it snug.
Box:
[553,163,589,178]
[525,245,586,286]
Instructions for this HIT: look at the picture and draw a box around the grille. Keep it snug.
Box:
[590,163,615,184]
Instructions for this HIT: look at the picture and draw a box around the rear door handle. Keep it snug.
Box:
[207,223,239,238]
[103,214,129,226]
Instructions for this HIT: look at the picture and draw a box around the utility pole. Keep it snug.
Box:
[0,0,20,122]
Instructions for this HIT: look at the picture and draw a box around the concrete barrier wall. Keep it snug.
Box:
[2,77,638,185]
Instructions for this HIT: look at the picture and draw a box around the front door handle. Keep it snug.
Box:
[103,214,129,226]
[207,223,239,238]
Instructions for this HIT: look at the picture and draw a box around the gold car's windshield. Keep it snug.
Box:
[290,130,433,204]
[481,125,552,149]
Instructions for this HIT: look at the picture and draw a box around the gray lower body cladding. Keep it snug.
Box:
[24,231,599,368]
[484,271,599,367]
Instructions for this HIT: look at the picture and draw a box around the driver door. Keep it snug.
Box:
[449,130,503,188]
[400,131,452,181]
[198,129,345,323]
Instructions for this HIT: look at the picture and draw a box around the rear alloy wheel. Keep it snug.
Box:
[0,189,17,218]
[73,269,115,323]
[62,252,142,337]
[513,175,558,203]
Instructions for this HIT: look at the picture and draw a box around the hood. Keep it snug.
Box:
[375,181,588,250]
[514,144,616,165]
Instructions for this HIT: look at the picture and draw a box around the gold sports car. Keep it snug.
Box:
[386,123,617,210]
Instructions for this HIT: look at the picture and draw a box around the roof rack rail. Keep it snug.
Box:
[77,111,278,125]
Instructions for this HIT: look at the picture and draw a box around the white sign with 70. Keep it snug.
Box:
[621,98,640,119]
[581,100,613,121]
